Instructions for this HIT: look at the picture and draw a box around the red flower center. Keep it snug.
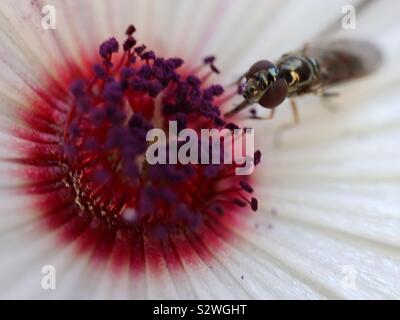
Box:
[16,25,261,275]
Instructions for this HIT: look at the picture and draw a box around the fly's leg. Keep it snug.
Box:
[273,99,300,146]
[249,107,276,120]
[315,87,340,112]
[320,91,340,98]
[290,99,300,123]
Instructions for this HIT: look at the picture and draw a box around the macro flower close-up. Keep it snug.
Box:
[0,0,399,300]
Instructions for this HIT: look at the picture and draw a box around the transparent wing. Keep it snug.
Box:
[300,39,383,86]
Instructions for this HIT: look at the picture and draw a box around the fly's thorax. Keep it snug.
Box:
[276,55,319,95]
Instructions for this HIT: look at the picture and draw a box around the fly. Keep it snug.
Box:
[225,40,383,122]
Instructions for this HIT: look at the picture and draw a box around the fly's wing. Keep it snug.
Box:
[301,39,383,87]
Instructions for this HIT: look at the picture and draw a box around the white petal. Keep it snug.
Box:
[0,0,400,299]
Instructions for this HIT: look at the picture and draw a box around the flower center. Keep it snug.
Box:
[18,25,261,274]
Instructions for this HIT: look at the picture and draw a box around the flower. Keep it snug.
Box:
[0,0,400,299]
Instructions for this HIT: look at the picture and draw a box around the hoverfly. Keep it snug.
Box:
[225,40,382,122]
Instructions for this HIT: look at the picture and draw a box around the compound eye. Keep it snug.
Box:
[258,79,288,109]
[247,60,276,76]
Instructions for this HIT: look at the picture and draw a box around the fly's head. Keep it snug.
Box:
[243,60,288,109]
